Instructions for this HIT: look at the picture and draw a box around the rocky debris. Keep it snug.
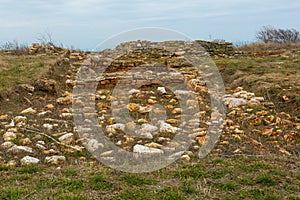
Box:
[0,40,299,169]
[45,104,55,110]
[43,124,54,130]
[223,97,247,109]
[85,139,103,152]
[127,103,140,112]
[133,144,164,154]
[106,123,126,136]
[138,105,153,114]
[1,141,15,149]
[7,160,17,167]
[157,87,167,94]
[223,88,266,109]
[56,95,72,105]
[135,124,158,139]
[13,116,27,123]
[58,133,74,145]
[21,107,37,115]
[45,156,66,165]
[180,155,191,162]
[7,146,34,154]
[19,138,32,146]
[35,79,57,94]
[3,132,17,141]
[158,120,180,134]
[20,156,40,166]
[18,84,35,93]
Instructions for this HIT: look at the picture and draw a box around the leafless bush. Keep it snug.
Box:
[0,40,29,55]
[37,31,54,46]
[256,26,300,43]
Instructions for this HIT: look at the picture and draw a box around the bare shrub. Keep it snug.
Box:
[256,26,300,43]
[0,40,29,55]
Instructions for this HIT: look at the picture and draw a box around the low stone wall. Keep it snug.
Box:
[195,40,234,56]
[28,40,235,57]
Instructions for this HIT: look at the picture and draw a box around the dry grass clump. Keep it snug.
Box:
[235,42,300,53]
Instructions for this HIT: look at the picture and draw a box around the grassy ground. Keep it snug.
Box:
[216,54,300,117]
[0,155,299,200]
[0,54,58,93]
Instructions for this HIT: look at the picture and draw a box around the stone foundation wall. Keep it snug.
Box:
[195,40,234,56]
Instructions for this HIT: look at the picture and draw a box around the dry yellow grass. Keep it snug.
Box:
[0,55,58,92]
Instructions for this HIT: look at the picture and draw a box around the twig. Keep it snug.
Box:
[21,128,82,152]
[23,97,33,105]
[266,89,271,101]
[22,190,37,200]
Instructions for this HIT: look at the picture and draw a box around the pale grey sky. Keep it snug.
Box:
[0,0,299,50]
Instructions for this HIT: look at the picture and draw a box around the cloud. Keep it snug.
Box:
[0,0,299,49]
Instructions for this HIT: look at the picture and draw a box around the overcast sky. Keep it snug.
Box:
[0,0,299,50]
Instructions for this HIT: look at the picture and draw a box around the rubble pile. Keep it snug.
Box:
[0,41,299,167]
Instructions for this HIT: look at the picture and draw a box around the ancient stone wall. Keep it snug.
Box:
[28,40,235,57]
[195,40,234,56]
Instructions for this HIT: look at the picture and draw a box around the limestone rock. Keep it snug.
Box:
[45,156,66,165]
[3,132,17,141]
[180,155,191,162]
[58,133,74,145]
[157,87,167,94]
[45,104,55,110]
[8,146,33,154]
[0,115,9,120]
[127,89,141,95]
[56,96,72,105]
[138,105,152,114]
[13,116,27,123]
[43,124,54,130]
[106,123,126,135]
[36,144,46,150]
[21,156,40,166]
[133,144,163,154]
[148,99,157,104]
[5,120,15,129]
[20,107,37,115]
[86,139,103,152]
[60,113,73,119]
[172,108,182,114]
[18,84,35,93]
[145,142,163,149]
[127,103,140,112]
[223,97,247,108]
[126,122,136,131]
[158,120,180,134]
[1,141,15,149]
[19,138,32,146]
[135,124,158,139]
[7,160,17,167]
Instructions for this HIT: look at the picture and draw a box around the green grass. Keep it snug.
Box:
[0,188,27,200]
[62,169,78,176]
[17,165,44,174]
[237,189,281,200]
[0,55,58,92]
[120,174,158,186]
[256,174,277,186]
[90,174,114,191]
[57,196,89,200]
[239,162,271,172]
[214,54,300,116]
